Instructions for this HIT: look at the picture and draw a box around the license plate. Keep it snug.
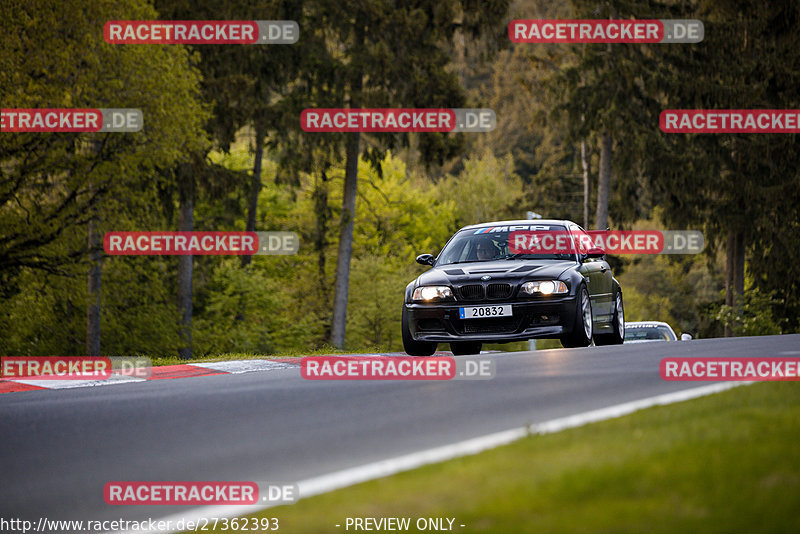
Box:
[459,305,512,319]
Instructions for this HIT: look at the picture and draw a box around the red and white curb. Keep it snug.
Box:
[0,359,298,394]
[0,352,454,394]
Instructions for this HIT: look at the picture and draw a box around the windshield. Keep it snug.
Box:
[436,226,575,265]
[625,325,677,341]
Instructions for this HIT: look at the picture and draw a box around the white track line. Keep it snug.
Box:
[121,381,751,534]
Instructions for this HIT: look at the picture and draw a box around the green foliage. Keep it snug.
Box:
[616,219,725,338]
[192,258,322,355]
[0,0,208,354]
[345,254,413,350]
[0,268,86,356]
[352,153,458,257]
[4,0,799,357]
[187,148,520,354]
[344,154,458,349]
[714,288,784,337]
[643,0,800,331]
[435,151,523,227]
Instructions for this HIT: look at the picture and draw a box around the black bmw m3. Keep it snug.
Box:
[402,219,625,355]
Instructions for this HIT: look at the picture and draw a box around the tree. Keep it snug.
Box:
[306,0,511,348]
[649,0,800,333]
[547,0,665,229]
[0,0,208,354]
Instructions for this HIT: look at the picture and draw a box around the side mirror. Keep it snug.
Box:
[585,247,605,259]
[680,333,693,341]
[416,254,435,266]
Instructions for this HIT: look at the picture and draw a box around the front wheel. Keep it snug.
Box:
[560,285,593,348]
[402,305,437,356]
[594,289,625,345]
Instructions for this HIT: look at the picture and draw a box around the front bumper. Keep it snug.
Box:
[406,296,578,342]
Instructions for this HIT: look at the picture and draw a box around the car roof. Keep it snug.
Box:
[460,219,577,231]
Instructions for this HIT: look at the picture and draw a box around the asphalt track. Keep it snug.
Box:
[1,334,798,527]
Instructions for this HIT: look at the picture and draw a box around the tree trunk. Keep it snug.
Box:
[86,216,102,356]
[86,140,103,356]
[724,229,745,337]
[594,132,612,230]
[330,20,365,349]
[315,171,329,287]
[330,131,360,348]
[241,127,266,268]
[177,162,194,359]
[581,139,590,229]
[314,170,332,341]
[735,232,745,301]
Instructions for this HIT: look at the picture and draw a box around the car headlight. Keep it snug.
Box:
[520,280,568,295]
[412,286,454,301]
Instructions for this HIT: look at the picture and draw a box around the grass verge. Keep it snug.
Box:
[214,382,800,533]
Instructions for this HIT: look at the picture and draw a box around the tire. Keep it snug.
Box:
[402,305,437,356]
[560,284,593,348]
[450,341,482,355]
[594,289,625,345]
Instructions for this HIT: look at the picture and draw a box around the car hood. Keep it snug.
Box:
[416,260,575,287]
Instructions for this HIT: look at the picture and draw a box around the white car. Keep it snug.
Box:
[624,321,692,343]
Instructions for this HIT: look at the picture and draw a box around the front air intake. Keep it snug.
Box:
[458,284,485,300]
[486,283,512,299]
